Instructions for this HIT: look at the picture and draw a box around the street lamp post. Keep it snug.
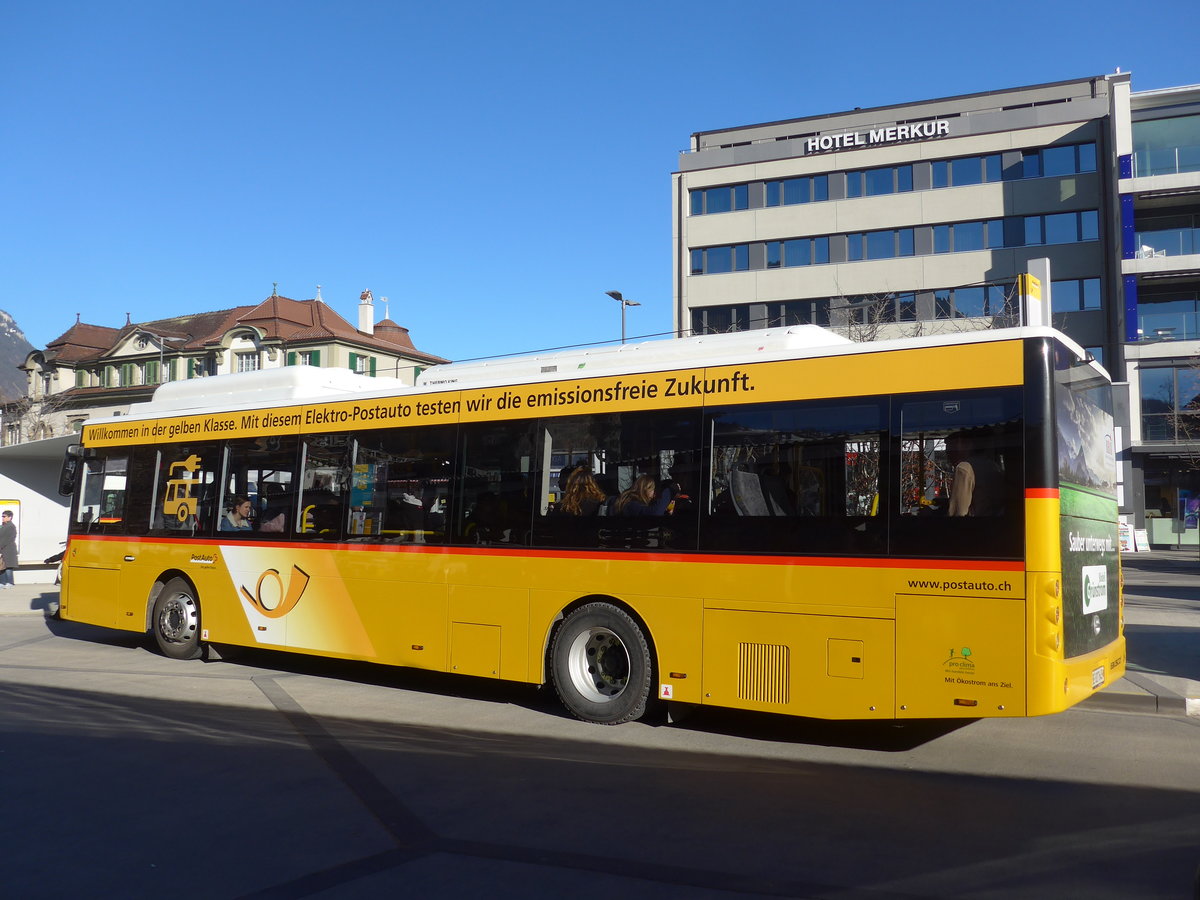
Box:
[604,290,641,344]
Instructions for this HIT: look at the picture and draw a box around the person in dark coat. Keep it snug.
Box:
[0,510,17,588]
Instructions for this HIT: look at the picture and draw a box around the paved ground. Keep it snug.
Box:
[2,558,1198,898]
[1092,549,1200,716]
[2,549,1195,717]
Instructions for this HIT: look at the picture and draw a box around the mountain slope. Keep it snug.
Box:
[0,311,36,403]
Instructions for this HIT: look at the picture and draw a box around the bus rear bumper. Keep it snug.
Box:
[1029,636,1127,716]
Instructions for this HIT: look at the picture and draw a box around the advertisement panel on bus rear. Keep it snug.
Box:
[1054,353,1119,659]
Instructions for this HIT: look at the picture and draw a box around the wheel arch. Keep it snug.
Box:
[539,593,659,687]
[144,570,198,632]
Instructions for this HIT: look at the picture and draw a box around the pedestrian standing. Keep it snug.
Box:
[0,510,17,589]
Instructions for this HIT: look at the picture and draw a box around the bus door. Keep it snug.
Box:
[64,453,132,628]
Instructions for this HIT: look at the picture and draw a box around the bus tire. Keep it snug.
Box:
[152,578,203,660]
[551,602,652,725]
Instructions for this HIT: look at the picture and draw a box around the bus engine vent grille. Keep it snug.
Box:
[738,642,790,704]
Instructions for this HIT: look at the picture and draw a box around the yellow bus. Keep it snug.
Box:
[59,324,1123,724]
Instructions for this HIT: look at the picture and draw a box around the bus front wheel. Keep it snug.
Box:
[153,578,203,660]
[551,602,652,725]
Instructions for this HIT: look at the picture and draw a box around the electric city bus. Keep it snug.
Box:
[58,324,1123,724]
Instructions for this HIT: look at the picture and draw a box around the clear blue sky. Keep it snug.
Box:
[2,1,1197,362]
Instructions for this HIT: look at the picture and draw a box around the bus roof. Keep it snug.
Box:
[416,324,1105,390]
[127,364,410,416]
[108,323,1103,426]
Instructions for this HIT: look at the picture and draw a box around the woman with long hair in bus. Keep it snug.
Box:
[612,474,675,517]
[558,466,607,516]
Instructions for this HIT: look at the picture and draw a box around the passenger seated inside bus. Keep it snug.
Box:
[556,466,607,516]
[946,431,1005,517]
[610,474,675,517]
[220,495,254,531]
[258,482,290,532]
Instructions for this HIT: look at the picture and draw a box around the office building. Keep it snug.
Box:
[673,73,1200,543]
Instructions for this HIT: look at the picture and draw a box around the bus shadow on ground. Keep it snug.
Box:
[43,617,975,752]
[663,704,975,751]
[203,644,980,752]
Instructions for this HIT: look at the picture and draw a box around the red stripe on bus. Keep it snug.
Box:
[1025,488,1060,499]
[68,533,1026,571]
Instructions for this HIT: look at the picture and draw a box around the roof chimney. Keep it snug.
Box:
[358,290,374,334]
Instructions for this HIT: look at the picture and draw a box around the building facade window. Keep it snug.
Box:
[1133,113,1200,178]
[765,175,829,207]
[287,350,321,367]
[933,285,1013,319]
[689,211,1098,275]
[691,298,832,335]
[1138,289,1200,341]
[1140,364,1200,442]
[690,183,749,215]
[348,353,376,376]
[236,352,260,373]
[1052,278,1102,312]
[688,142,1097,216]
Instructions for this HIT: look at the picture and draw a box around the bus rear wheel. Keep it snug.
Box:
[153,578,203,660]
[551,602,652,725]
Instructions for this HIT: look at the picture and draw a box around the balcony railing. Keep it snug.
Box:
[1133,144,1200,178]
[1141,413,1200,443]
[1137,310,1200,342]
[1135,227,1200,258]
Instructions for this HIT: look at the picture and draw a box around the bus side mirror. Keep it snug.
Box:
[58,444,84,497]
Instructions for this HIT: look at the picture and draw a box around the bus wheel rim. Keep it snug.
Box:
[567,626,630,703]
[159,594,196,642]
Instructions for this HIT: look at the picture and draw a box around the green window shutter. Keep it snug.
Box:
[311,349,320,367]
[348,352,358,372]
[369,357,377,377]
[76,370,86,388]
[168,358,177,381]
[287,351,296,366]
[187,358,195,378]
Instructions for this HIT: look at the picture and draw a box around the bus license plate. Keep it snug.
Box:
[1091,666,1105,688]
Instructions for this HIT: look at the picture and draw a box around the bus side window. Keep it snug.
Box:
[456,421,535,546]
[897,393,1022,518]
[125,447,159,536]
[704,400,885,555]
[71,453,129,535]
[348,426,454,543]
[533,410,701,551]
[221,436,300,539]
[299,435,351,540]
[892,390,1024,559]
[153,443,220,535]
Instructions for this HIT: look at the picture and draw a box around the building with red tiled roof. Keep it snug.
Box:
[5,289,448,444]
